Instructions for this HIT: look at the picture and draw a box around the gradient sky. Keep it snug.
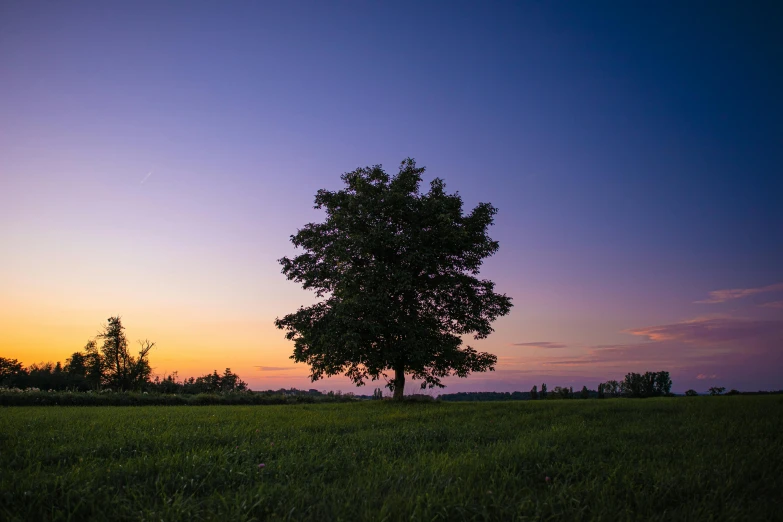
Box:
[2,1,781,393]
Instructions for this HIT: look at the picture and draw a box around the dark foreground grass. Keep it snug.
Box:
[1,397,781,521]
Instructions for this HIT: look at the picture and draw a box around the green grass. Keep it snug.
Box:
[1,397,781,521]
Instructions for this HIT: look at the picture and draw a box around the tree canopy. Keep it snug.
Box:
[275,159,513,399]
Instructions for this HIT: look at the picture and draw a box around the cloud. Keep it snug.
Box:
[254,366,297,371]
[760,301,783,309]
[539,317,783,371]
[695,282,783,304]
[696,374,718,380]
[511,342,567,349]
[543,359,598,366]
[624,316,782,344]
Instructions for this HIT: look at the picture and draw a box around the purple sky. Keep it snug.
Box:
[1,1,781,393]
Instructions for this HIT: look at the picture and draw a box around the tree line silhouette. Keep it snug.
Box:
[441,372,674,401]
[0,316,247,393]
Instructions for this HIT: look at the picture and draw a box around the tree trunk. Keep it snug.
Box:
[393,364,405,400]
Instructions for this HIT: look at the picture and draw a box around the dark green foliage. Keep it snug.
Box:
[64,352,87,376]
[28,362,67,390]
[597,383,605,399]
[709,386,726,396]
[275,159,513,399]
[685,389,699,396]
[602,371,671,398]
[149,368,248,394]
[438,391,528,401]
[540,383,547,399]
[82,339,104,390]
[551,386,573,399]
[1,398,781,521]
[580,385,589,399]
[0,357,26,388]
[654,371,673,395]
[1,357,90,391]
[1,358,248,395]
[601,379,621,397]
[621,373,643,397]
[530,384,538,400]
[727,389,740,395]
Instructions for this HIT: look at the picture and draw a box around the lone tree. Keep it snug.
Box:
[275,159,513,399]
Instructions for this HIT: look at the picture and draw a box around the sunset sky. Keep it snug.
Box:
[1,2,781,394]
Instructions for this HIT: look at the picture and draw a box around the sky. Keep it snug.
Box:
[1,1,781,394]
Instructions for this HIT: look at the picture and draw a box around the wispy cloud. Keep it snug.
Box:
[696,374,718,380]
[539,317,783,371]
[512,342,567,349]
[624,316,782,344]
[760,301,783,309]
[543,359,599,366]
[695,282,783,304]
[140,170,154,184]
[255,366,297,371]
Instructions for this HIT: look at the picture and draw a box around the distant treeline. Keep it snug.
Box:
[441,372,674,401]
[597,371,672,398]
[438,389,599,401]
[440,391,535,402]
[0,316,252,394]
[440,372,782,401]
[149,370,248,394]
[0,359,250,395]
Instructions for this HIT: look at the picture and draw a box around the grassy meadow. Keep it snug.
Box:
[1,397,781,521]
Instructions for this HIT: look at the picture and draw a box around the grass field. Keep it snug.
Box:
[1,397,781,521]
